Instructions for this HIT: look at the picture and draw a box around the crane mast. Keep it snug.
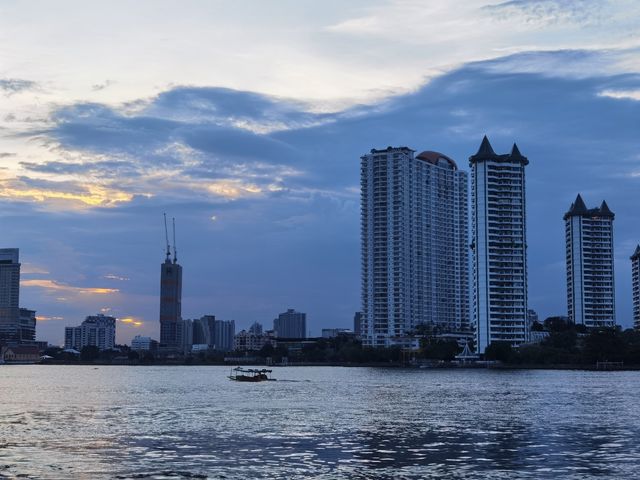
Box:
[163,213,171,262]
[172,217,178,264]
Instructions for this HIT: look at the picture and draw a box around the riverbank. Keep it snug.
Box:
[20,359,640,370]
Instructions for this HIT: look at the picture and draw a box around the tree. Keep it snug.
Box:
[484,342,514,362]
[583,328,625,363]
[80,345,100,362]
[544,316,570,332]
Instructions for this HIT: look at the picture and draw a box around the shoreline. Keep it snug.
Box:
[12,361,640,371]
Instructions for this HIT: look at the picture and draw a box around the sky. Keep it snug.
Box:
[1,0,639,345]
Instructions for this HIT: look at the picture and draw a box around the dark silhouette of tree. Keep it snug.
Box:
[80,345,100,362]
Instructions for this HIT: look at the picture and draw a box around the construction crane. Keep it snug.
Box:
[163,213,171,263]
[172,217,178,264]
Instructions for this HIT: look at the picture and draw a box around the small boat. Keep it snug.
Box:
[228,367,275,382]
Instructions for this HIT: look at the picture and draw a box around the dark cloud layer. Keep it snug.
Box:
[4,49,640,343]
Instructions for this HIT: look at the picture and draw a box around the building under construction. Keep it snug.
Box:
[159,215,182,349]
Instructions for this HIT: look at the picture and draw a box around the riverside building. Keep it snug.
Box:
[0,248,21,343]
[470,137,529,354]
[274,309,306,339]
[64,314,116,351]
[360,147,469,348]
[632,245,640,330]
[564,195,616,327]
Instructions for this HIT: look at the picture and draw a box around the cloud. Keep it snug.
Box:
[21,279,119,295]
[35,315,64,321]
[0,175,134,207]
[119,317,143,327]
[103,274,130,281]
[91,80,115,92]
[0,78,38,95]
[21,263,50,275]
[483,0,607,26]
[598,89,640,101]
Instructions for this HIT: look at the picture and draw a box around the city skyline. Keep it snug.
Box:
[1,2,640,344]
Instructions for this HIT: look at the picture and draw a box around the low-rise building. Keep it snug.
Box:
[130,335,158,352]
[234,329,274,351]
[321,328,353,339]
[1,345,40,364]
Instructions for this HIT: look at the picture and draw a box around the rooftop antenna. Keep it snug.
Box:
[172,217,178,264]
[163,213,171,263]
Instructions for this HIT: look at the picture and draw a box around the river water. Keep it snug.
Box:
[0,366,639,479]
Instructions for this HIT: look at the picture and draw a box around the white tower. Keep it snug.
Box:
[470,137,529,354]
[565,195,616,327]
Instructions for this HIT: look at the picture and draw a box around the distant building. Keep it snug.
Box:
[527,309,539,328]
[64,314,116,351]
[1,344,39,364]
[248,321,263,335]
[322,328,353,339]
[274,309,306,339]
[159,219,182,349]
[130,335,158,352]
[631,245,640,330]
[564,195,616,327]
[213,319,235,351]
[234,328,274,352]
[529,331,551,344]
[353,312,362,337]
[177,319,193,353]
[471,137,529,353]
[18,308,36,343]
[0,248,21,343]
[361,147,470,348]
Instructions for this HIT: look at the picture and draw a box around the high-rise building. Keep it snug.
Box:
[64,314,116,351]
[632,245,640,330]
[177,319,193,353]
[18,308,37,342]
[470,136,529,353]
[353,311,362,337]
[274,309,306,339]
[0,248,21,343]
[360,147,469,348]
[159,218,182,349]
[564,195,616,327]
[213,319,235,351]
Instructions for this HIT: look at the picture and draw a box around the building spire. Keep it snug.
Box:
[631,244,640,261]
[469,135,498,163]
[565,194,588,218]
[476,135,495,157]
[599,200,614,218]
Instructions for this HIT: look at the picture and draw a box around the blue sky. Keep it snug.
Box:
[1,0,639,344]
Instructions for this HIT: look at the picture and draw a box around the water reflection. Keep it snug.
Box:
[0,366,638,479]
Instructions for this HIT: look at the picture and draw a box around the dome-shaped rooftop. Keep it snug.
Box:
[416,151,457,170]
